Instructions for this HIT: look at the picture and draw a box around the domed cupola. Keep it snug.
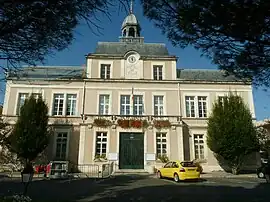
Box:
[119,0,144,44]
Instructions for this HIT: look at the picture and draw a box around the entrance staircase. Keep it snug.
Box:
[113,169,150,175]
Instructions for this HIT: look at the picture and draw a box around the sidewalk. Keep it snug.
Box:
[201,171,257,178]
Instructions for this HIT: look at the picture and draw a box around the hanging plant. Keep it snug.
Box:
[153,120,171,129]
[117,119,149,129]
[93,118,112,128]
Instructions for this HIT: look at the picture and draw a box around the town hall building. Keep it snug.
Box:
[2,10,257,173]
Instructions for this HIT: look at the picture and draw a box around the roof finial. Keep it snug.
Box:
[130,0,133,14]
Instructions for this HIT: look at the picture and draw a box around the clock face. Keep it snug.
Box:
[128,55,136,63]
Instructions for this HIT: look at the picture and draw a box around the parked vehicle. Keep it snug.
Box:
[157,161,201,182]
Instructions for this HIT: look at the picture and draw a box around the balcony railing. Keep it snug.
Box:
[82,114,182,129]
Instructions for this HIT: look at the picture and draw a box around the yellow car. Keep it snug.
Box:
[157,160,201,182]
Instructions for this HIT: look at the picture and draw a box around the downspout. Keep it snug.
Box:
[82,80,86,123]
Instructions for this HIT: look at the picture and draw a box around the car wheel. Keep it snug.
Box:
[265,174,270,183]
[157,171,163,179]
[174,173,180,182]
[258,172,265,178]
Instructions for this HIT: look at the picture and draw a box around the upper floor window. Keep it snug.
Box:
[99,94,110,115]
[120,95,131,115]
[133,95,143,115]
[185,96,208,118]
[16,93,42,115]
[100,64,111,79]
[53,93,77,116]
[66,94,77,116]
[154,96,164,116]
[198,96,207,118]
[185,96,195,118]
[153,65,163,80]
[16,93,29,115]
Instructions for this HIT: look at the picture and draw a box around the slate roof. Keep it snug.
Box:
[7,66,84,80]
[177,69,249,82]
[7,66,248,83]
[92,42,170,57]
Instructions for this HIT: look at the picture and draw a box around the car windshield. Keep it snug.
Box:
[181,161,196,167]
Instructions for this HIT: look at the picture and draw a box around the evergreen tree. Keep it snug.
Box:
[5,94,51,168]
[207,92,259,174]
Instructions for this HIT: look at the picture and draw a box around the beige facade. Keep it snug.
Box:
[2,12,257,173]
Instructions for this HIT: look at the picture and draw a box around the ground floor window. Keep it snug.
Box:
[55,132,68,160]
[156,132,167,156]
[194,134,204,159]
[95,132,107,158]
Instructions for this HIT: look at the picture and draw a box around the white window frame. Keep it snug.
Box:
[98,94,110,115]
[97,91,112,115]
[151,61,165,80]
[182,92,210,118]
[92,129,110,161]
[198,96,207,118]
[185,96,195,118]
[14,90,45,115]
[98,60,113,79]
[120,95,131,115]
[156,132,167,156]
[154,129,170,158]
[152,92,167,116]
[95,132,108,157]
[153,65,163,80]
[50,91,79,116]
[52,94,65,116]
[133,95,144,115]
[193,134,205,160]
[53,128,70,160]
[66,94,77,116]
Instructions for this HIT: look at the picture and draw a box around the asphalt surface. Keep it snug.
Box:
[0,174,270,202]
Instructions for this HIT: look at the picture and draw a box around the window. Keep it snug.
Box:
[55,132,68,160]
[52,93,77,116]
[185,96,195,117]
[164,162,172,168]
[95,132,107,157]
[194,134,204,159]
[99,95,110,115]
[53,94,64,116]
[156,133,167,156]
[32,93,42,99]
[153,65,163,80]
[16,93,29,115]
[120,95,131,115]
[133,95,143,115]
[66,94,77,116]
[198,96,207,118]
[154,96,164,116]
[100,64,111,79]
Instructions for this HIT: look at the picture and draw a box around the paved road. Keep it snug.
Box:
[0,174,270,201]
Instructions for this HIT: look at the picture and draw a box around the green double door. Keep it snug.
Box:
[119,132,144,169]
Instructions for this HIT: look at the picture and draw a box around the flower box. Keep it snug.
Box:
[153,120,171,129]
[117,119,149,129]
[93,118,112,128]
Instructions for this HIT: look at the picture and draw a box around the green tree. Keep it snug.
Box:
[141,0,270,86]
[207,92,259,174]
[0,0,128,67]
[4,94,51,168]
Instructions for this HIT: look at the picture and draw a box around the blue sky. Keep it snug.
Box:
[0,1,269,120]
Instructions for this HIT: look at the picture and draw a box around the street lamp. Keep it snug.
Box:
[21,164,34,196]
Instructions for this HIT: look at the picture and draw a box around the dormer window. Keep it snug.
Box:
[153,65,163,80]
[100,64,111,79]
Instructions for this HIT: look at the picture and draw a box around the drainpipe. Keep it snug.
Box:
[177,83,182,118]
[82,80,86,123]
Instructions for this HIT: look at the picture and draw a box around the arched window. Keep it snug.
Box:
[128,27,135,37]
[123,29,126,37]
